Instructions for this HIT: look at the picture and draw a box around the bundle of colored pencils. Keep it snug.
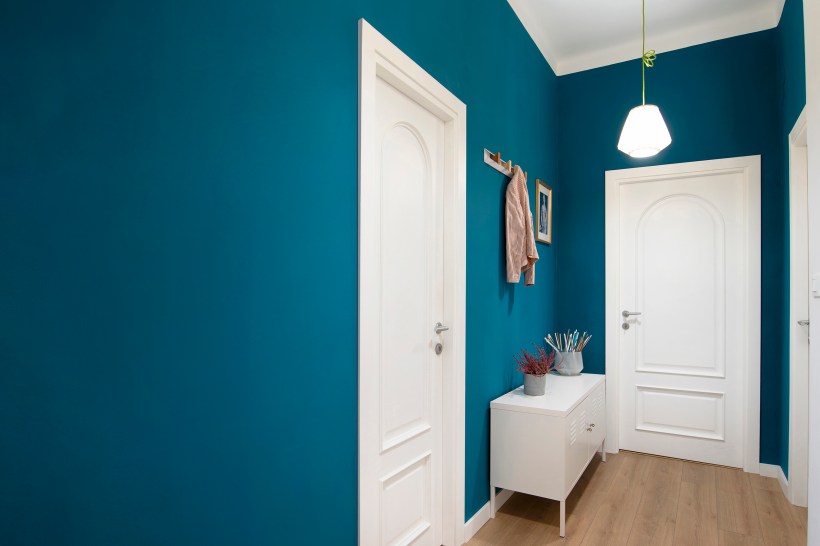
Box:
[545,330,591,353]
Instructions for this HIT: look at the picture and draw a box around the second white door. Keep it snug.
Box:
[609,156,760,468]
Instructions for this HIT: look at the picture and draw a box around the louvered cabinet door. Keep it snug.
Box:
[565,396,589,488]
[588,382,606,452]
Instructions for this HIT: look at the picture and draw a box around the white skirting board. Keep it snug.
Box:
[464,489,514,543]
[759,463,790,501]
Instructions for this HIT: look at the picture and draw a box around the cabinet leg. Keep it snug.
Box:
[489,484,496,518]
[601,440,607,462]
[560,499,566,538]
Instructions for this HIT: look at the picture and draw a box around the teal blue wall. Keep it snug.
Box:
[774,0,806,478]
[2,0,807,542]
[555,31,786,465]
[0,0,557,543]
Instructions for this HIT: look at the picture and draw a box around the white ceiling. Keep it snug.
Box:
[508,0,785,76]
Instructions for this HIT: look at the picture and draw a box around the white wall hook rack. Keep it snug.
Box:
[484,148,525,179]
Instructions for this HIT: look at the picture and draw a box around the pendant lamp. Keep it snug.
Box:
[617,0,671,158]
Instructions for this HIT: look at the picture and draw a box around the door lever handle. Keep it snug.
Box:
[622,310,642,318]
[798,320,810,327]
[434,322,450,334]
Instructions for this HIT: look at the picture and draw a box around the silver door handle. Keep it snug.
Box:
[622,310,642,318]
[434,322,450,334]
[798,320,810,327]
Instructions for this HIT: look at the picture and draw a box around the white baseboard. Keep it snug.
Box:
[759,463,779,478]
[777,466,789,500]
[463,489,514,543]
[758,463,790,501]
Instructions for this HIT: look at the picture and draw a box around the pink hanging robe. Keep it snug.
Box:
[505,165,539,285]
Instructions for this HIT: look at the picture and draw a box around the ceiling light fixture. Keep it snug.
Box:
[617,0,671,158]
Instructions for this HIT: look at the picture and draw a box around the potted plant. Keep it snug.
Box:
[515,344,557,396]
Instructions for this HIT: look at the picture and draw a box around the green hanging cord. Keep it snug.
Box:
[641,0,657,105]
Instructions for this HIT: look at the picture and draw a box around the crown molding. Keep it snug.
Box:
[507,0,560,75]
[509,0,786,77]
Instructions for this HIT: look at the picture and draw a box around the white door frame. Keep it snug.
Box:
[806,0,820,539]
[358,19,466,546]
[604,156,762,474]
[788,108,809,507]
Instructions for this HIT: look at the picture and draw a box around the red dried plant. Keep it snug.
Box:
[515,344,557,376]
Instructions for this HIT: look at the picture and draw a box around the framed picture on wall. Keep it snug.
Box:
[536,179,552,245]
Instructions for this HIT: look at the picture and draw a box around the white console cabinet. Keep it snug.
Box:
[490,373,606,537]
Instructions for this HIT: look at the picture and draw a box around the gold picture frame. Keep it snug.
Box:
[536,179,552,245]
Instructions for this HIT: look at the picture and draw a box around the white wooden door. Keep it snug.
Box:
[359,20,467,546]
[611,157,760,468]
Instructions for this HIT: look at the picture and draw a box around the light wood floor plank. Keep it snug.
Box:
[674,480,719,546]
[715,466,747,495]
[717,490,763,538]
[751,487,806,546]
[717,491,763,537]
[747,473,781,492]
[627,456,682,546]
[466,453,806,546]
[716,470,762,538]
[472,493,550,545]
[789,503,808,536]
[467,494,527,545]
[563,453,625,546]
[579,452,651,546]
[719,530,765,546]
[469,455,619,545]
[681,460,716,487]
[505,494,561,546]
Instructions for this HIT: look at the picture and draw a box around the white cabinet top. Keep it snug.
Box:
[490,373,605,417]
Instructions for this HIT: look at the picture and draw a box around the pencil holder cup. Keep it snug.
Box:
[554,351,583,376]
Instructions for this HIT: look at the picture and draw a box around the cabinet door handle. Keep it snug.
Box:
[586,427,593,432]
[590,423,595,427]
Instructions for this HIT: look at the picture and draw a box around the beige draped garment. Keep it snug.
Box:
[505,165,539,285]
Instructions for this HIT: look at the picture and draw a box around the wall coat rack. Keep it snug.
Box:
[484,149,526,179]
[485,148,552,245]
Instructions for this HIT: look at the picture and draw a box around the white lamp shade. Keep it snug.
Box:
[617,104,672,158]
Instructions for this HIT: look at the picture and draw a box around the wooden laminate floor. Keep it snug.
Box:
[468,451,808,546]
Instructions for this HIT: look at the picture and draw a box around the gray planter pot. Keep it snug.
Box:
[523,373,546,396]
